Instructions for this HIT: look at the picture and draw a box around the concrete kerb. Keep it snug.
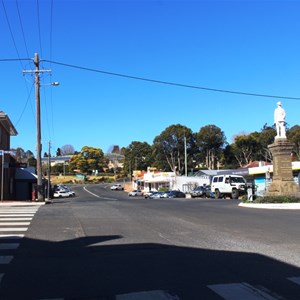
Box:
[239,202,300,210]
[0,201,45,206]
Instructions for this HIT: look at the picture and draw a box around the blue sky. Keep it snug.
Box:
[1,0,300,155]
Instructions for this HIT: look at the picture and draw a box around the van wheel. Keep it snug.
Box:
[232,189,239,199]
[215,189,221,199]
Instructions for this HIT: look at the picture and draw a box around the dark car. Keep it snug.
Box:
[190,186,207,198]
[166,190,186,198]
[204,185,214,198]
[191,185,212,198]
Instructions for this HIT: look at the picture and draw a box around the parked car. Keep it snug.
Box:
[148,192,164,199]
[144,191,156,198]
[53,190,71,198]
[160,191,172,198]
[65,188,76,197]
[110,184,124,191]
[204,185,214,198]
[190,185,209,198]
[166,190,186,198]
[128,190,143,196]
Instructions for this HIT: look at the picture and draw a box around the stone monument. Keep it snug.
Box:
[266,102,299,196]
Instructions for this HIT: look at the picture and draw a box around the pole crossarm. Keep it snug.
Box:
[22,69,51,74]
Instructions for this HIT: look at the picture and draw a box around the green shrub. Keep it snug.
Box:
[243,195,300,203]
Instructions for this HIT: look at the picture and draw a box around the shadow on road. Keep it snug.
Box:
[1,235,300,299]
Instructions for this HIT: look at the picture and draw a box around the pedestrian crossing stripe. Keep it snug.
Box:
[0,217,32,220]
[116,290,179,299]
[0,210,38,213]
[208,282,278,300]
[28,278,300,300]
[0,214,35,217]
[0,222,30,225]
[0,243,19,250]
[0,256,13,264]
[288,276,300,285]
[0,234,24,239]
[0,228,28,232]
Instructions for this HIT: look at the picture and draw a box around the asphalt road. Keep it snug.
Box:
[0,184,300,300]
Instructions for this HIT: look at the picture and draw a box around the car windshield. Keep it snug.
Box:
[231,177,246,183]
[196,186,204,190]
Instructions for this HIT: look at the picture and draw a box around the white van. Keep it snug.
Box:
[211,175,247,199]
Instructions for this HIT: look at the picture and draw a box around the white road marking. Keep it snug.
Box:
[0,217,32,221]
[83,186,118,200]
[0,222,30,226]
[0,214,34,217]
[116,290,179,300]
[0,256,13,264]
[288,276,300,285]
[208,282,278,300]
[0,228,28,232]
[2,207,38,213]
[0,243,19,250]
[0,234,24,239]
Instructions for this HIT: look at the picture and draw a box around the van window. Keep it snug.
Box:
[218,176,223,182]
[213,177,218,183]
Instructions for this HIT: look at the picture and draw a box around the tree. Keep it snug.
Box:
[153,124,195,174]
[257,124,276,162]
[123,141,153,175]
[222,144,240,169]
[195,125,226,170]
[287,125,300,160]
[25,150,34,159]
[231,133,260,167]
[12,147,27,162]
[69,146,105,174]
[61,144,75,155]
[56,148,62,156]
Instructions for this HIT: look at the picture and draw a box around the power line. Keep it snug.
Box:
[49,0,55,144]
[15,0,30,58]
[36,0,43,58]
[2,57,300,101]
[15,82,35,127]
[1,0,23,67]
[0,58,31,62]
[43,59,300,100]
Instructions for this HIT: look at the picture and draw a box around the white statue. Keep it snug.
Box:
[274,101,286,139]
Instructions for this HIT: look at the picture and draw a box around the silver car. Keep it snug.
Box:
[128,190,143,196]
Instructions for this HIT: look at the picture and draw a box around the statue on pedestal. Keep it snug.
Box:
[267,101,300,196]
[274,101,286,139]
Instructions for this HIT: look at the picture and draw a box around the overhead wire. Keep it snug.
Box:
[43,59,300,100]
[14,82,35,127]
[36,0,43,59]
[1,0,36,128]
[15,0,30,59]
[1,0,24,68]
[48,0,55,150]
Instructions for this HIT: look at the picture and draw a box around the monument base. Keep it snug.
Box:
[265,138,300,197]
[266,180,300,197]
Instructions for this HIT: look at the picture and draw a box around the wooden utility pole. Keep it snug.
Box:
[23,53,57,201]
[34,53,43,201]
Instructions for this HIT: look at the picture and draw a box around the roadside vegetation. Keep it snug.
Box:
[243,195,300,203]
[11,123,300,178]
